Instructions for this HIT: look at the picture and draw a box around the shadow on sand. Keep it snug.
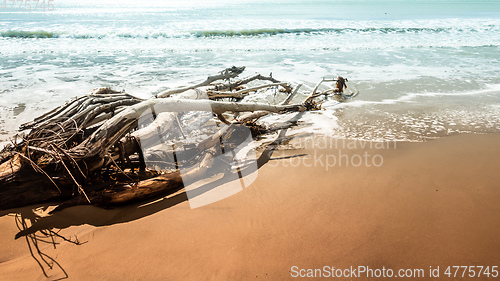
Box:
[1,113,308,280]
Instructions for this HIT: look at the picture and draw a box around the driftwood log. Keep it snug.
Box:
[0,66,356,211]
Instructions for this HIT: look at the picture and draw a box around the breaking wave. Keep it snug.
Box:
[1,26,497,39]
[0,30,60,39]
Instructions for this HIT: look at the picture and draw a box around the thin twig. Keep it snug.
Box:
[52,145,88,180]
[108,154,134,181]
[49,144,90,203]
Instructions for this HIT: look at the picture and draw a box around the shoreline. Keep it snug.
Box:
[0,133,499,280]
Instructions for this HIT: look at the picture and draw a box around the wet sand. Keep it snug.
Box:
[0,133,499,280]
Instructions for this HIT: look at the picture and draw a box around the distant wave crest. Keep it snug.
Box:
[191,27,462,37]
[1,26,495,39]
[0,30,60,38]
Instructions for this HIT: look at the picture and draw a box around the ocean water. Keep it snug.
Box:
[1,0,500,143]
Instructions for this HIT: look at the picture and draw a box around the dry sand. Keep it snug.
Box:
[0,133,499,280]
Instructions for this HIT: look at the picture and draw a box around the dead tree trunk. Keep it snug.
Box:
[0,66,354,210]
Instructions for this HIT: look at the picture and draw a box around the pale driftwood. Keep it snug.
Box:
[235,83,303,123]
[281,83,303,105]
[208,82,290,99]
[129,89,201,149]
[303,77,337,103]
[68,98,306,160]
[208,72,283,92]
[303,76,354,103]
[156,66,245,98]
[0,66,353,211]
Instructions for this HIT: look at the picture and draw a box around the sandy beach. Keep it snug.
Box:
[2,1,500,280]
[0,133,499,280]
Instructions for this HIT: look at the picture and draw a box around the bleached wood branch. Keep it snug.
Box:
[208,82,290,99]
[156,66,246,98]
[235,83,303,123]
